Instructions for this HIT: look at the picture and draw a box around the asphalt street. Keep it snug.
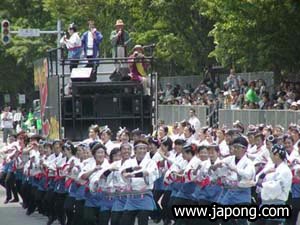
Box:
[0,187,58,225]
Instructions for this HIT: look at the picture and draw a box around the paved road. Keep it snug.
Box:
[0,130,61,225]
[0,188,59,225]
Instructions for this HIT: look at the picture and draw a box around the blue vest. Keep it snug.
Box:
[176,182,197,201]
[292,183,300,198]
[219,187,251,205]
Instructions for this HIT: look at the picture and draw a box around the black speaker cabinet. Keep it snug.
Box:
[94,95,120,117]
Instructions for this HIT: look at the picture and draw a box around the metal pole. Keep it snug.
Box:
[154,72,158,131]
[57,19,62,139]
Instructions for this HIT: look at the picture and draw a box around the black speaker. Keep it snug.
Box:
[133,97,141,114]
[71,67,96,82]
[120,96,133,115]
[94,95,119,117]
[63,97,73,117]
[81,96,94,117]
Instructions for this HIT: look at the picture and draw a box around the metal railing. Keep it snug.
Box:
[158,105,208,127]
[219,109,300,129]
[158,105,300,130]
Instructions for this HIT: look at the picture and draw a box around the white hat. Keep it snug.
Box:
[297,100,300,105]
[291,102,297,107]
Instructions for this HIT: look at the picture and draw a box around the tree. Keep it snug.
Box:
[0,0,57,104]
[42,0,215,75]
[202,0,300,78]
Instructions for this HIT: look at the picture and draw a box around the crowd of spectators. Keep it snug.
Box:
[158,69,300,111]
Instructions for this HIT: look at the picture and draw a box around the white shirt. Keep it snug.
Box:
[288,149,300,163]
[196,139,210,146]
[87,31,94,56]
[105,140,118,156]
[105,159,131,193]
[63,156,80,179]
[121,156,159,192]
[261,162,292,202]
[60,32,81,49]
[44,152,63,176]
[170,133,181,142]
[208,157,228,181]
[220,154,255,188]
[164,153,188,185]
[188,116,201,133]
[77,157,96,185]
[88,158,111,192]
[219,140,230,157]
[185,135,196,145]
[1,112,13,129]
[13,112,23,122]
[252,145,270,165]
[28,149,41,176]
[247,144,258,159]
[82,137,101,145]
[184,156,202,182]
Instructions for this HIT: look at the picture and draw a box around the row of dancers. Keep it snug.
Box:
[0,123,300,225]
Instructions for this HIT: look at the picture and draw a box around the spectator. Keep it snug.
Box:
[188,108,201,133]
[257,79,266,97]
[81,20,103,73]
[230,88,242,109]
[60,23,82,71]
[245,81,260,104]
[259,92,273,109]
[110,19,131,58]
[173,84,182,97]
[13,108,23,131]
[159,74,300,112]
[223,68,239,90]
[64,80,72,96]
[290,102,298,111]
[128,45,150,94]
[1,106,13,144]
[162,83,174,103]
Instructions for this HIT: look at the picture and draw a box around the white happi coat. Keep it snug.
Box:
[252,145,270,165]
[183,156,202,182]
[164,153,188,185]
[247,144,257,157]
[44,152,63,177]
[121,156,159,192]
[76,157,96,185]
[105,159,131,194]
[28,149,41,176]
[219,140,230,158]
[88,158,111,192]
[219,154,255,188]
[261,162,292,202]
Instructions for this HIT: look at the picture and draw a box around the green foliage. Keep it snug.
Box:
[1,0,300,101]
[41,0,215,74]
[0,0,55,102]
[202,0,300,74]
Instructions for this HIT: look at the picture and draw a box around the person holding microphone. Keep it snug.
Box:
[110,19,131,58]
[81,20,103,74]
[60,23,82,72]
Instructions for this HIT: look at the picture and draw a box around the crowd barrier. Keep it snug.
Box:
[158,105,300,130]
[218,109,300,130]
[158,105,208,127]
